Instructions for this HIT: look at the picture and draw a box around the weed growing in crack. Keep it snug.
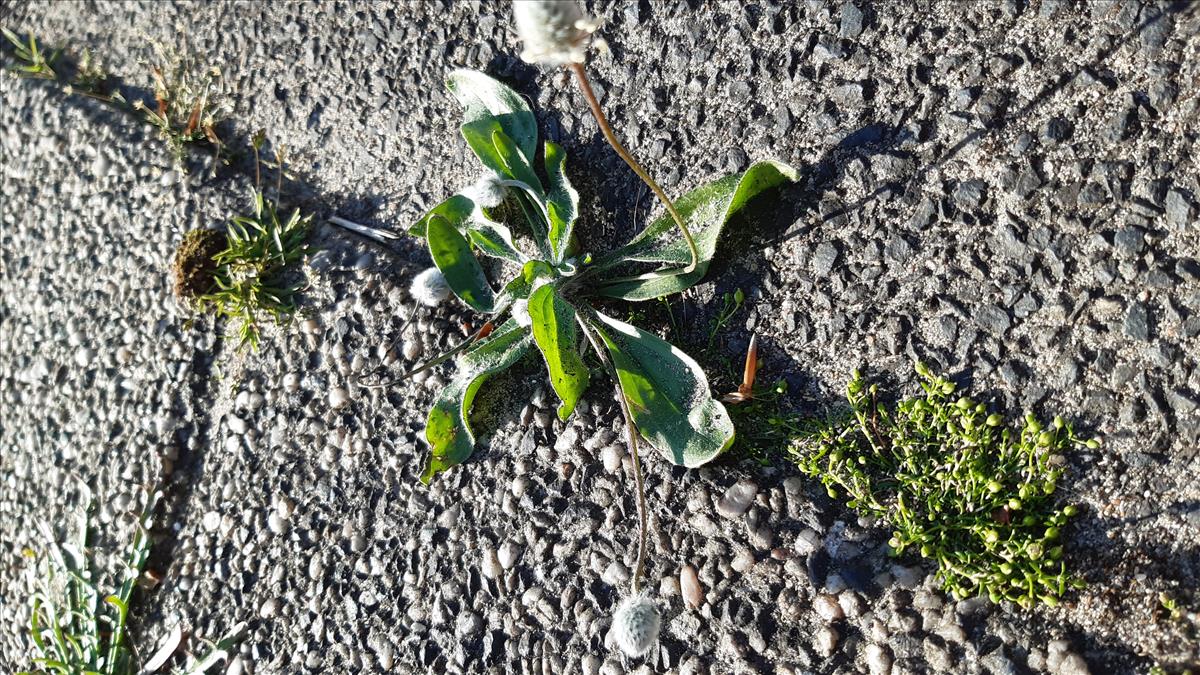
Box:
[1,28,227,167]
[789,364,1095,607]
[177,134,313,351]
[2,27,60,79]
[19,489,245,675]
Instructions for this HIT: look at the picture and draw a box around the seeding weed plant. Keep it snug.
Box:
[790,364,1095,607]
[2,28,227,166]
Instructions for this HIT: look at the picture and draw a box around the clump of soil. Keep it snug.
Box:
[172,228,226,303]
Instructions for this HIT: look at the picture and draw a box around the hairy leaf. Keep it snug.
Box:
[468,223,526,264]
[409,193,474,237]
[446,69,538,171]
[590,311,734,466]
[594,160,798,300]
[427,215,494,312]
[544,141,579,262]
[528,285,590,421]
[422,319,533,482]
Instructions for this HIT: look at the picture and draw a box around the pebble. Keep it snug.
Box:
[329,387,350,409]
[601,445,625,473]
[402,340,421,361]
[497,541,522,569]
[259,598,279,619]
[815,626,839,656]
[813,593,844,622]
[481,546,503,579]
[795,528,823,555]
[680,565,703,608]
[865,643,893,675]
[202,511,221,533]
[716,479,758,518]
[267,512,288,535]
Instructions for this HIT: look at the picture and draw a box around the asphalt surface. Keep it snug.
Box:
[1,1,1198,673]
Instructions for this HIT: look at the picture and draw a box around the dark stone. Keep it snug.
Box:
[1041,117,1073,143]
[840,2,864,39]
[1124,302,1151,341]
[975,305,1011,334]
[812,242,839,276]
[953,180,988,211]
[1176,259,1200,281]
[1113,227,1145,256]
[886,235,913,262]
[1165,189,1194,229]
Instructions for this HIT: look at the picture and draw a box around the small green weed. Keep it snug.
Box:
[706,287,744,352]
[21,490,245,675]
[789,363,1095,607]
[2,27,59,79]
[195,190,312,351]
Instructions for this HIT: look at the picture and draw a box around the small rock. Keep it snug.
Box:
[839,1,864,39]
[481,546,502,580]
[258,598,279,619]
[498,541,522,569]
[865,643,892,675]
[815,626,839,656]
[812,242,839,276]
[329,387,350,410]
[267,512,288,535]
[1165,188,1194,229]
[1124,302,1151,341]
[813,593,844,622]
[202,511,221,533]
[680,565,703,608]
[601,445,625,473]
[717,480,758,519]
[795,528,823,555]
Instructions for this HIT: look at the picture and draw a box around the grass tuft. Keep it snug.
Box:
[194,189,313,351]
[788,364,1093,607]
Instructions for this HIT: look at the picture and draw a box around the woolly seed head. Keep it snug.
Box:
[512,298,532,328]
[512,0,597,65]
[410,267,451,307]
[611,593,661,658]
[462,173,507,209]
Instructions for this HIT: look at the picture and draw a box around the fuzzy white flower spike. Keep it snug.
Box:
[512,0,598,65]
[461,173,508,209]
[610,592,661,659]
[410,267,451,307]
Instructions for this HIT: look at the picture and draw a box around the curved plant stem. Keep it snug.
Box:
[579,317,648,595]
[356,320,493,390]
[568,62,698,274]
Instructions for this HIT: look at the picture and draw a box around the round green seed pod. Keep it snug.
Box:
[986,414,1003,427]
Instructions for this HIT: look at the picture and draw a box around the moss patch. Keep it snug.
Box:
[172,228,226,303]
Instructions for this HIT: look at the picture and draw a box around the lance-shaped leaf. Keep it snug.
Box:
[544,140,579,262]
[594,160,798,301]
[446,69,538,173]
[422,319,533,483]
[590,310,734,467]
[409,193,474,237]
[527,284,590,421]
[427,215,494,312]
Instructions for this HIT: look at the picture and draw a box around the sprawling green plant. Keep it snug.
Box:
[410,70,796,483]
[791,364,1095,607]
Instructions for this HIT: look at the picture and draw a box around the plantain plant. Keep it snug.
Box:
[410,69,796,484]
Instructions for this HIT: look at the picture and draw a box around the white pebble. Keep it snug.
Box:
[815,626,839,656]
[601,445,625,473]
[202,511,221,532]
[329,387,350,409]
[497,541,522,569]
